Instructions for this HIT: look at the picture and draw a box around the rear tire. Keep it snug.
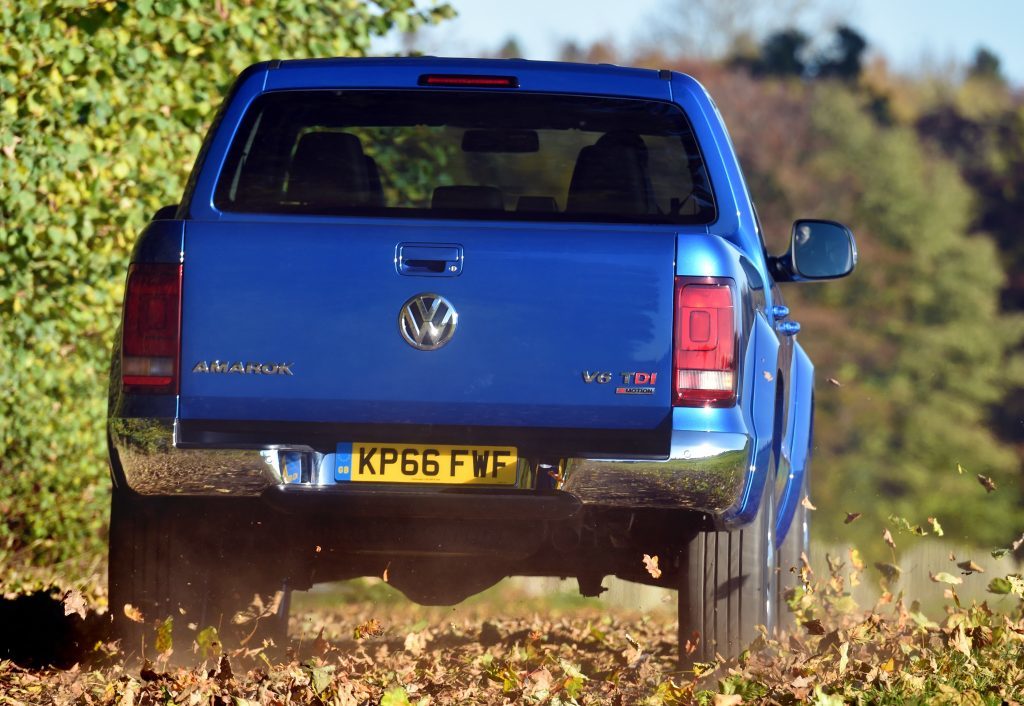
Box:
[108,491,288,659]
[776,476,809,635]
[677,481,776,665]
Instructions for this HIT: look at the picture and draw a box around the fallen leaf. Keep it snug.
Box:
[957,560,984,575]
[642,554,662,580]
[62,589,87,619]
[826,377,842,387]
[713,695,743,706]
[123,603,144,623]
[844,512,862,524]
[403,629,429,656]
[140,660,161,681]
[930,571,963,585]
[977,474,997,493]
[838,641,849,673]
[801,495,817,511]
[950,625,971,657]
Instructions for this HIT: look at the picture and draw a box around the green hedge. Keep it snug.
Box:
[0,0,452,565]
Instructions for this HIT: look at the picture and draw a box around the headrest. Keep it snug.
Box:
[432,185,505,211]
[287,131,370,207]
[566,132,650,216]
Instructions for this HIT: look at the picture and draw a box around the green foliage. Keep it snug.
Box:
[0,0,453,565]
[788,87,1024,552]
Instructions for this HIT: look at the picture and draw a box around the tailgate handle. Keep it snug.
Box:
[397,243,463,277]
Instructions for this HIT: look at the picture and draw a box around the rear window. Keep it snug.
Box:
[214,90,716,224]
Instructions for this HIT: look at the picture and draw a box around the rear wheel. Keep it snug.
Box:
[108,491,288,659]
[677,481,776,665]
[776,476,809,634]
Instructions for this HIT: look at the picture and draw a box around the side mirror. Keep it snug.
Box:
[152,204,179,221]
[778,219,857,281]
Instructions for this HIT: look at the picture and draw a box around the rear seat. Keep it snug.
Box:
[286,131,384,208]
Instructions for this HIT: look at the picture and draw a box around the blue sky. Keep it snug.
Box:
[379,0,1024,85]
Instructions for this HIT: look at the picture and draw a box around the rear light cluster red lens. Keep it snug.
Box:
[673,277,737,407]
[121,263,182,394]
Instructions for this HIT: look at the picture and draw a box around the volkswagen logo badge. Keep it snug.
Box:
[398,293,458,350]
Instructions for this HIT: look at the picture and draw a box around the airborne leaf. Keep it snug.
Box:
[124,604,145,623]
[155,617,174,655]
[929,571,963,585]
[956,560,984,575]
[62,589,87,619]
[987,577,1012,594]
[927,517,944,536]
[801,495,817,511]
[844,512,862,524]
[977,474,997,493]
[874,562,902,583]
[353,618,384,640]
[643,554,662,579]
[882,529,896,550]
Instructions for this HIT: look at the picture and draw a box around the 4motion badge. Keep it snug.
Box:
[582,370,658,395]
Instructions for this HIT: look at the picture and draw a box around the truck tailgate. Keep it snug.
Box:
[179,220,675,431]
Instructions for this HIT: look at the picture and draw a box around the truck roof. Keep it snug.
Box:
[258,56,696,101]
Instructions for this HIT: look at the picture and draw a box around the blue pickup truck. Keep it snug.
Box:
[107,57,855,662]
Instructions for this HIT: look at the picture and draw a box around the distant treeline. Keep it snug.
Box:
[526,25,1024,553]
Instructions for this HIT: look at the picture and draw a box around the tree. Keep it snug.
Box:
[788,88,1024,552]
[815,25,867,80]
[495,36,523,59]
[653,0,810,60]
[754,28,809,77]
[968,47,1004,83]
[0,0,453,565]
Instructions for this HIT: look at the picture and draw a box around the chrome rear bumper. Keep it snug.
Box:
[109,418,751,516]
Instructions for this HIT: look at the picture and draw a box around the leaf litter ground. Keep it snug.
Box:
[2,554,1024,705]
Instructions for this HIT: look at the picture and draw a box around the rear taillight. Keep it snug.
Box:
[121,263,182,394]
[673,277,737,407]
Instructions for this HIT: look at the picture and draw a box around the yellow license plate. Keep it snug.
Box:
[334,442,518,485]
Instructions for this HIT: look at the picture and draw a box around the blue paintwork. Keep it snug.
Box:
[112,57,845,538]
[776,342,815,544]
[179,219,676,429]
